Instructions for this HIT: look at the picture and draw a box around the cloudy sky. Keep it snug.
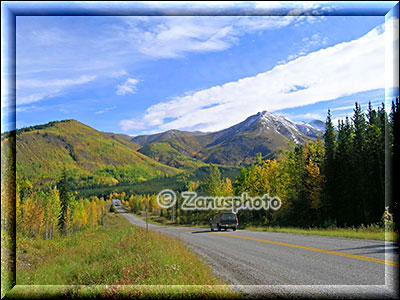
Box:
[5,1,399,135]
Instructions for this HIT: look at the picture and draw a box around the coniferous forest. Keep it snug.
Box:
[5,99,399,240]
[230,100,398,229]
[127,99,399,231]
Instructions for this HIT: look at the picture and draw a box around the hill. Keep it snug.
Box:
[132,129,209,146]
[138,142,206,170]
[103,132,141,151]
[2,120,181,188]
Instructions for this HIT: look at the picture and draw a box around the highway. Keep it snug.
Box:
[116,207,398,298]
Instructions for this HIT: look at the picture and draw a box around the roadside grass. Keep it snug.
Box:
[15,213,239,298]
[244,225,398,242]
[127,208,397,242]
[133,209,209,228]
[7,285,239,299]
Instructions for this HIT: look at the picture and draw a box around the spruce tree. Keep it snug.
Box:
[323,109,337,225]
[336,118,355,226]
[57,168,74,233]
[365,102,385,223]
[352,103,369,225]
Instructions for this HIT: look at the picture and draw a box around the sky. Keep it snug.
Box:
[2,2,398,136]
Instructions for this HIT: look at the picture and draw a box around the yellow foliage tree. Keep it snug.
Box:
[22,195,44,237]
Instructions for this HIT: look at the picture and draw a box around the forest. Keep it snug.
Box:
[123,99,399,230]
[13,99,399,240]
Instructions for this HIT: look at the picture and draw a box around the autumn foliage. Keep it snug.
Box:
[16,181,107,239]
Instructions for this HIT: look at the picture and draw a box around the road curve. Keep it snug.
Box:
[116,208,399,298]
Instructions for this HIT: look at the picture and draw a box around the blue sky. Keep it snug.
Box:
[2,2,398,135]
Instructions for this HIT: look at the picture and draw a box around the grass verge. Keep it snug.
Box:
[130,209,397,242]
[132,209,208,228]
[244,226,398,242]
[6,285,240,299]
[15,213,239,298]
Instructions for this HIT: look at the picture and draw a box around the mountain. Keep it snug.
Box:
[138,142,206,170]
[131,130,216,168]
[197,111,322,165]
[103,132,141,151]
[3,111,324,189]
[131,111,324,167]
[132,129,209,146]
[308,119,326,132]
[294,122,322,138]
[2,120,181,188]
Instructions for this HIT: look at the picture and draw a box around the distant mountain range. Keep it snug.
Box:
[2,111,324,188]
[132,111,325,166]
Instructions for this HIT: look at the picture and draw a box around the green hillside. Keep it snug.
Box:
[159,135,214,157]
[138,142,206,170]
[104,132,142,151]
[199,130,302,166]
[2,120,181,188]
[131,129,210,146]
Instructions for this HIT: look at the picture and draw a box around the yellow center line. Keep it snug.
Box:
[212,232,399,267]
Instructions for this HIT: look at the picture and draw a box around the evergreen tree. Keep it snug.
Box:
[57,168,75,233]
[352,103,369,224]
[323,109,337,225]
[335,118,355,226]
[365,102,385,223]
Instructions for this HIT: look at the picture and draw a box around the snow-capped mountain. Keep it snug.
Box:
[308,119,326,132]
[209,111,323,146]
[130,111,324,166]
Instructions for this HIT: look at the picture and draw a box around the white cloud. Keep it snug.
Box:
[280,112,325,121]
[17,75,97,105]
[121,23,385,133]
[330,105,357,112]
[385,17,399,91]
[286,32,328,62]
[14,15,308,115]
[118,16,307,58]
[95,106,117,115]
[109,70,129,78]
[16,105,37,113]
[18,93,56,106]
[17,75,97,89]
[116,78,139,95]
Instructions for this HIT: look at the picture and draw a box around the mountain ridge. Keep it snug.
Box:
[130,111,324,166]
[131,111,323,146]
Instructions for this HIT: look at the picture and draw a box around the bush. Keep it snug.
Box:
[109,205,115,213]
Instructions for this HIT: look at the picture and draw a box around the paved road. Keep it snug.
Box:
[116,207,398,298]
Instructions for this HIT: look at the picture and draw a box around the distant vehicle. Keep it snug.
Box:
[112,199,121,207]
[210,212,238,231]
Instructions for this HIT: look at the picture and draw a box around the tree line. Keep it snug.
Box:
[15,99,398,232]
[231,100,397,228]
[165,100,398,229]
[16,169,107,239]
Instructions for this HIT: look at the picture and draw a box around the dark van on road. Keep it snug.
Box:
[210,212,238,231]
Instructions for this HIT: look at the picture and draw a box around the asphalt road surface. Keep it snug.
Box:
[116,207,399,298]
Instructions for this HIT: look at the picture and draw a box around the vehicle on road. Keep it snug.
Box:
[210,212,238,231]
[112,199,121,207]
